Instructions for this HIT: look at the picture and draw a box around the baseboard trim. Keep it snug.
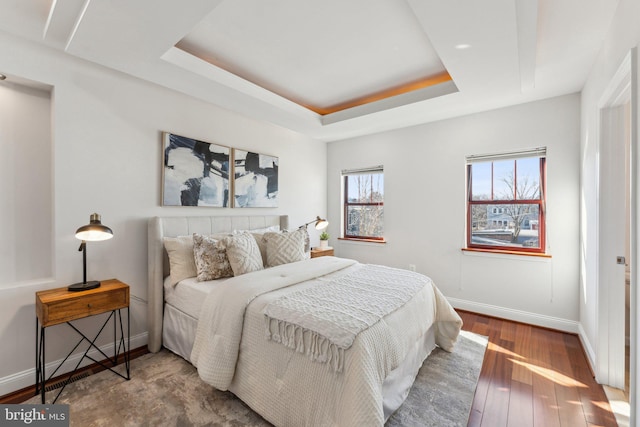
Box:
[577,323,597,375]
[448,297,580,334]
[0,331,148,398]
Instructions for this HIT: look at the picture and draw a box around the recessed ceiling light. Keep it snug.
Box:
[0,74,6,80]
[455,44,472,50]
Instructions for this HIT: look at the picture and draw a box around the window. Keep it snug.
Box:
[466,148,546,254]
[342,166,384,241]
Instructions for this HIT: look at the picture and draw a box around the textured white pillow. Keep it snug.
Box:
[263,228,308,267]
[233,226,280,266]
[251,233,269,266]
[221,232,264,276]
[163,235,197,286]
[192,233,234,281]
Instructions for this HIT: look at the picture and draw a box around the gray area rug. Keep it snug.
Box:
[27,331,486,426]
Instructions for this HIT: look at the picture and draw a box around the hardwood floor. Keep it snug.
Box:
[459,310,619,427]
[0,311,620,426]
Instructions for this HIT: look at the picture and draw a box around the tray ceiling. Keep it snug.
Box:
[0,0,620,141]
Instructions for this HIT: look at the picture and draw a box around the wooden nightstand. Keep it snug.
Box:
[35,279,130,403]
[311,247,334,258]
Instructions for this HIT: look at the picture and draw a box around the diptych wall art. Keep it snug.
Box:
[233,149,279,208]
[161,133,279,208]
[162,133,230,207]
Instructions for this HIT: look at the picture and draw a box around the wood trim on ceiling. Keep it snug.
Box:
[176,42,452,116]
[302,71,453,115]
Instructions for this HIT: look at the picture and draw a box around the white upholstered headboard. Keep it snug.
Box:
[147,215,289,352]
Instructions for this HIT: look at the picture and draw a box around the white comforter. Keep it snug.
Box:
[191,257,462,426]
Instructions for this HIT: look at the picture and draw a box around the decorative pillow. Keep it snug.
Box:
[251,233,269,266]
[221,232,264,276]
[263,228,308,267]
[163,235,197,286]
[233,226,280,266]
[192,233,234,281]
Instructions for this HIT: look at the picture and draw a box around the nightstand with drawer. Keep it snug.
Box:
[35,279,130,403]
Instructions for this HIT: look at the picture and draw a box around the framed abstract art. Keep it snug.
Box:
[162,133,230,207]
[233,149,279,207]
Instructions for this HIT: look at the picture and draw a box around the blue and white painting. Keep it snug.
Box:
[162,133,230,207]
[233,149,279,208]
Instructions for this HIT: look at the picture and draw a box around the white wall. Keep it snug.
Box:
[0,32,326,395]
[327,94,581,330]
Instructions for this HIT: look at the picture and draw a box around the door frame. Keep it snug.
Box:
[596,47,637,424]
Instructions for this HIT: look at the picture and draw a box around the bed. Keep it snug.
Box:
[148,215,462,426]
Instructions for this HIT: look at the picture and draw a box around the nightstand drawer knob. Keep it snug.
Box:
[87,304,92,309]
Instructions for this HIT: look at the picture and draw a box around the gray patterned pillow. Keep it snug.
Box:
[263,228,308,267]
[192,233,234,281]
[221,232,264,276]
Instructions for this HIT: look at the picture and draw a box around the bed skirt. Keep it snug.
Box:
[162,303,197,362]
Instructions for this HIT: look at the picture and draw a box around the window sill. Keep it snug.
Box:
[462,247,551,259]
[338,237,386,244]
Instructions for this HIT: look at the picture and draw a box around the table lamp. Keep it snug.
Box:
[299,216,329,230]
[68,213,113,291]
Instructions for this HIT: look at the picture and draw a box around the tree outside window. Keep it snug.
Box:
[467,152,546,254]
[343,170,384,240]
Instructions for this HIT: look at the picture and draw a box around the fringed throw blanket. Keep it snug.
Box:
[264,264,428,372]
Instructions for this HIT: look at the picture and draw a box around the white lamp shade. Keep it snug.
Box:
[75,213,113,241]
[315,219,329,230]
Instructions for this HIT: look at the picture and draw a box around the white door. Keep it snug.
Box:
[598,102,629,389]
[596,52,638,427]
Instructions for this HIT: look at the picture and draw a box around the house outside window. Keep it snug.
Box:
[342,166,384,241]
[466,148,546,254]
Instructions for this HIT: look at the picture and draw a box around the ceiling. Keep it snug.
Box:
[0,0,620,142]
